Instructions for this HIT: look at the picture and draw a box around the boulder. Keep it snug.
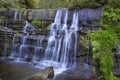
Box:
[28,66,54,80]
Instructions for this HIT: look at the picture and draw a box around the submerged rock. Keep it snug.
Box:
[28,66,54,80]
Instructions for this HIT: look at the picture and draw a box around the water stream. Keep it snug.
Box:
[3,19,9,58]
[116,39,120,51]
[10,9,79,74]
[35,10,79,74]
[14,11,22,20]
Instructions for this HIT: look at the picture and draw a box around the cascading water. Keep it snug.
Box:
[33,36,44,61]
[19,11,22,20]
[10,21,35,61]
[116,39,120,50]
[10,34,18,58]
[36,10,79,74]
[14,11,22,20]
[14,11,18,20]
[3,20,9,58]
[10,21,29,60]
[11,9,79,74]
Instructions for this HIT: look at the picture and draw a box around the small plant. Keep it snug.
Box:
[15,32,20,37]
[88,27,120,80]
[31,20,41,28]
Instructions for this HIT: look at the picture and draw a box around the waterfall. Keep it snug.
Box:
[116,39,120,50]
[14,11,18,20]
[14,11,22,20]
[10,9,79,74]
[36,10,78,74]
[19,11,22,20]
[10,35,17,58]
[10,21,35,61]
[3,20,8,58]
[33,36,44,61]
[44,10,62,60]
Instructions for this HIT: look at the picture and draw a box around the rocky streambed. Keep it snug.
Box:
[0,60,98,80]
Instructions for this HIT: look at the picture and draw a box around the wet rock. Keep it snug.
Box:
[25,57,32,62]
[114,52,120,77]
[28,66,54,80]
[27,8,103,22]
[64,63,96,80]
[6,57,15,61]
[113,68,120,77]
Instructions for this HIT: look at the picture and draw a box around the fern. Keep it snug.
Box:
[88,27,119,80]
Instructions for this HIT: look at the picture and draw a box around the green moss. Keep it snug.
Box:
[0,19,5,25]
[15,32,20,37]
[31,20,41,28]
[0,0,120,10]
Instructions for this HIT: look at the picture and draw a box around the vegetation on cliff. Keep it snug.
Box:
[0,0,120,80]
[87,1,120,80]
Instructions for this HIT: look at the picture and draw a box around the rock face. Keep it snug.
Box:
[0,7,103,20]
[113,52,120,77]
[28,66,54,80]
[55,63,96,80]
[26,7,103,21]
[0,8,103,80]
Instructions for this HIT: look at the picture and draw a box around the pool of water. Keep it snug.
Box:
[0,60,96,80]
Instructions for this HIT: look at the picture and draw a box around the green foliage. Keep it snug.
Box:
[89,1,120,79]
[99,51,117,80]
[0,0,20,10]
[114,24,120,43]
[30,0,107,9]
[79,35,90,50]
[102,6,120,27]
[100,3,120,43]
[88,27,118,80]
[0,0,120,10]
[31,20,41,28]
[19,0,35,9]
[0,19,5,25]
[15,32,20,37]
[34,0,119,9]
[107,0,120,8]
[32,20,48,29]
[0,0,35,10]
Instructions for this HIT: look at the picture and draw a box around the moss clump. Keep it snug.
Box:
[88,27,120,80]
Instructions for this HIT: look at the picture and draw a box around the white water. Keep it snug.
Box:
[11,10,79,74]
[35,10,79,74]
[33,36,44,61]
[19,11,22,20]
[10,35,17,58]
[2,20,9,58]
[14,11,22,20]
[116,39,120,50]
[14,11,18,20]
